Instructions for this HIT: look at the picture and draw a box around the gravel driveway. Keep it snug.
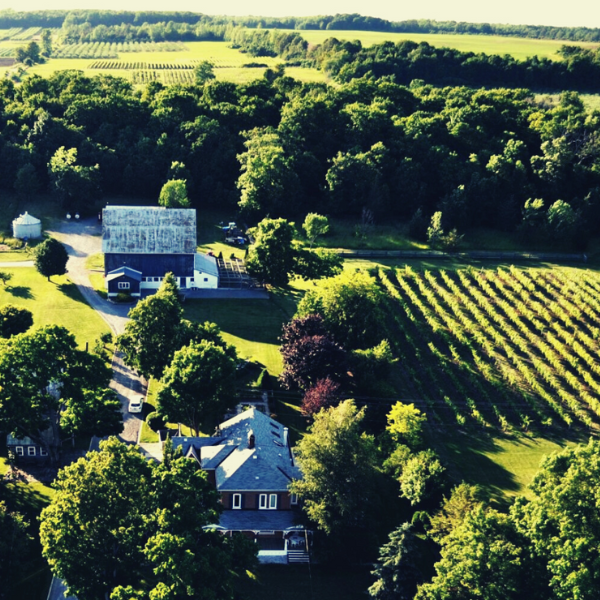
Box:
[47,217,144,444]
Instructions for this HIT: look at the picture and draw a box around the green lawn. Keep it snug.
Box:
[0,251,32,261]
[290,29,599,61]
[0,267,109,348]
[438,429,583,505]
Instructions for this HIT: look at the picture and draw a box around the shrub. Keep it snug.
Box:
[99,331,113,345]
[146,411,165,432]
[115,291,132,303]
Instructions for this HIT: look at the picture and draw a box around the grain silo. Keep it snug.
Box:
[12,212,42,240]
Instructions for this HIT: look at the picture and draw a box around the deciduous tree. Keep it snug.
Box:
[290,400,381,536]
[301,377,341,417]
[34,237,68,281]
[511,438,600,600]
[158,178,190,208]
[386,402,427,448]
[156,339,237,436]
[194,60,216,85]
[0,304,33,337]
[302,213,330,248]
[296,270,388,349]
[40,438,257,600]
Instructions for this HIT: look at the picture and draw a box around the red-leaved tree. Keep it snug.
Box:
[301,377,342,417]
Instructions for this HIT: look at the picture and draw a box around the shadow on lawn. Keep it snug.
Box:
[439,426,587,508]
[7,285,33,299]
[56,282,85,303]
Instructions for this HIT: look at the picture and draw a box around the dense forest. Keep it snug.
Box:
[1,68,599,249]
[2,9,600,42]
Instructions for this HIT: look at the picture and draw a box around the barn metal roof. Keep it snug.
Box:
[102,206,197,255]
[106,266,143,282]
[194,253,219,278]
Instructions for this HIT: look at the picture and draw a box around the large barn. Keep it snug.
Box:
[102,206,218,298]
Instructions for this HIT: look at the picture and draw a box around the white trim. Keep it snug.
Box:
[118,281,130,290]
[259,494,268,509]
[27,446,36,456]
[290,493,298,505]
[15,446,24,456]
[232,493,242,509]
[269,494,277,510]
[40,447,48,457]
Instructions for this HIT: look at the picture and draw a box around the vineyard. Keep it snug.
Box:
[0,47,14,57]
[52,41,187,59]
[131,70,195,84]
[90,60,195,70]
[377,266,600,431]
[0,27,46,41]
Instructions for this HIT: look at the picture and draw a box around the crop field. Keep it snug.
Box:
[289,29,600,61]
[52,41,187,58]
[21,41,324,85]
[378,266,600,431]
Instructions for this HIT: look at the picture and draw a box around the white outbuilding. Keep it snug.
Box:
[12,212,42,240]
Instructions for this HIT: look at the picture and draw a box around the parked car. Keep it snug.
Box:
[128,396,144,413]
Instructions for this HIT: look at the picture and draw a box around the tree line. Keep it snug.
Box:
[2,69,600,248]
[3,9,600,43]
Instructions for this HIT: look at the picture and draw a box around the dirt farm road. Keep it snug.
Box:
[47,217,145,445]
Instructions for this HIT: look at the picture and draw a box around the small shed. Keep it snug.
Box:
[12,212,42,240]
[106,266,142,298]
[193,254,219,289]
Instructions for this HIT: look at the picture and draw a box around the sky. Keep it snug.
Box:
[2,0,600,29]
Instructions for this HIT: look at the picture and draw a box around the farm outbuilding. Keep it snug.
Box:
[102,205,220,296]
[12,211,42,239]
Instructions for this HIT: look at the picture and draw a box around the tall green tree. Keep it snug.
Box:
[40,438,256,600]
[158,179,190,208]
[296,270,388,349]
[0,502,34,600]
[0,304,33,337]
[290,400,381,537]
[194,60,215,85]
[34,237,68,281]
[302,213,329,248]
[117,276,184,380]
[511,438,600,600]
[0,325,121,462]
[246,217,297,286]
[416,507,546,600]
[156,339,237,436]
[369,523,423,600]
[41,29,52,56]
[48,146,100,212]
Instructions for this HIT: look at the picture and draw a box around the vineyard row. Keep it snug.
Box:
[53,41,187,59]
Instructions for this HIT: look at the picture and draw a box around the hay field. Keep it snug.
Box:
[291,29,599,61]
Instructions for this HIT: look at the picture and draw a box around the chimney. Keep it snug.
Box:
[283,427,289,447]
[248,430,255,449]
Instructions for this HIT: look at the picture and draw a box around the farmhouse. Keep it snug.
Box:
[102,205,218,298]
[172,408,310,564]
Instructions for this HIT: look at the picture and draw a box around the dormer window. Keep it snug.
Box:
[232,494,242,509]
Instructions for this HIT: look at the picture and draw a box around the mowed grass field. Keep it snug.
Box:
[21,40,327,85]
[291,29,600,61]
[0,266,109,348]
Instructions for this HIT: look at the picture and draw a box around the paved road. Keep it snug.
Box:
[47,217,143,444]
[0,260,34,267]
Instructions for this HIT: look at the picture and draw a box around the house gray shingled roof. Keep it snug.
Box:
[171,409,301,493]
[102,206,197,254]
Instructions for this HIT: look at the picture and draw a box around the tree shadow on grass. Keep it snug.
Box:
[7,285,33,299]
[56,282,85,304]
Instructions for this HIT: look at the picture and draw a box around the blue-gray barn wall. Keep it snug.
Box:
[105,254,194,277]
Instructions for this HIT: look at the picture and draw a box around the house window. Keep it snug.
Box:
[118,282,130,290]
[40,447,48,457]
[204,278,208,282]
[28,446,36,456]
[269,494,277,509]
[232,494,242,509]
[290,493,298,505]
[15,446,23,456]
[259,494,268,509]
